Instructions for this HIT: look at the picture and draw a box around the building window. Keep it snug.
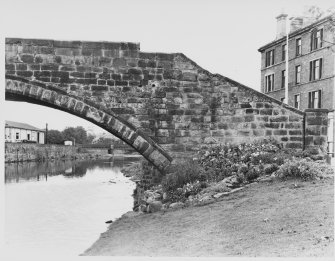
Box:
[16,133,19,139]
[265,74,274,92]
[265,49,274,67]
[281,70,286,89]
[296,38,302,56]
[311,29,323,51]
[294,94,300,109]
[282,44,286,61]
[308,90,322,108]
[309,58,322,81]
[295,65,301,84]
[27,134,30,140]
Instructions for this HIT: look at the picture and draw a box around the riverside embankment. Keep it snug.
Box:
[82,177,334,257]
[5,142,112,163]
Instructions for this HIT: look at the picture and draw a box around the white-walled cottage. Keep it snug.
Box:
[5,121,45,144]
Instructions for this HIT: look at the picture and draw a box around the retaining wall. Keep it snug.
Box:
[5,143,78,162]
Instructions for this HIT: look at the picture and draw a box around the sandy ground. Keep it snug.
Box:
[82,178,334,257]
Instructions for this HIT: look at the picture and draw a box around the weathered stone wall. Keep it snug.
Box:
[133,160,165,210]
[79,147,109,155]
[5,38,328,168]
[304,109,329,152]
[5,143,78,162]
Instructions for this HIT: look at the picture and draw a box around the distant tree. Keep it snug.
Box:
[305,6,335,50]
[74,126,88,144]
[86,134,95,144]
[94,137,114,146]
[306,5,324,20]
[307,6,335,19]
[62,126,88,145]
[47,130,64,144]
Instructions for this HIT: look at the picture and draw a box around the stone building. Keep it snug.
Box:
[258,12,335,158]
[5,120,45,144]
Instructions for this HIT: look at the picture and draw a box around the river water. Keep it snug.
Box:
[4,158,139,256]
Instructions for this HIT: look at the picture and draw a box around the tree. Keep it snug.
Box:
[94,137,114,146]
[47,130,64,144]
[86,134,95,144]
[305,6,335,50]
[62,126,88,145]
[305,6,324,20]
[306,6,335,35]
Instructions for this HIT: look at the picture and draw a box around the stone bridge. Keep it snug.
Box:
[5,38,328,172]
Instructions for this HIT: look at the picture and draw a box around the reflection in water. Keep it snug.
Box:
[5,158,136,183]
[5,157,140,256]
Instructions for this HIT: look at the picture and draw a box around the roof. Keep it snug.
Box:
[5,120,45,132]
[258,13,335,52]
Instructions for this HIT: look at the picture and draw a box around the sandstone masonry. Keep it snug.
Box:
[5,38,329,170]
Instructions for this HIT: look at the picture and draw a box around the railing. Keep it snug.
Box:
[327,111,334,158]
[327,141,334,157]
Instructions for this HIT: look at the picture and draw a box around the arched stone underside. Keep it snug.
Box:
[5,75,173,171]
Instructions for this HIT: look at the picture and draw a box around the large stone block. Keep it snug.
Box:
[285,143,302,149]
[274,130,287,135]
[181,72,197,82]
[306,116,324,126]
[269,116,288,122]
[289,130,302,135]
[260,109,273,115]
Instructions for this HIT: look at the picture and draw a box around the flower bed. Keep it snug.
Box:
[135,139,333,213]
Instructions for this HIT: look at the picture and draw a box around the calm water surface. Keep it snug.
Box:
[5,158,139,256]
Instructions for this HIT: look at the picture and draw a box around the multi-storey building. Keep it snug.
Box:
[258,12,335,158]
[258,13,334,110]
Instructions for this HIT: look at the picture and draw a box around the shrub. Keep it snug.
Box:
[161,159,201,192]
[202,182,231,194]
[198,139,281,182]
[264,163,279,175]
[279,148,325,161]
[165,188,185,203]
[198,173,208,182]
[245,166,261,181]
[236,172,246,184]
[238,164,249,175]
[275,158,334,181]
[250,152,275,165]
[182,181,203,196]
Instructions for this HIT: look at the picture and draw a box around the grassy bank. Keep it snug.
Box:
[82,176,334,256]
[83,139,334,256]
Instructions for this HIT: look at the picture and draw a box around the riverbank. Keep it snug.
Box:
[4,142,113,163]
[82,176,334,256]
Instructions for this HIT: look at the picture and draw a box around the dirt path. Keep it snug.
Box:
[83,178,334,257]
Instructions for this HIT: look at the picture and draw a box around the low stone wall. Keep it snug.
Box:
[304,109,329,152]
[5,143,78,162]
[81,148,109,155]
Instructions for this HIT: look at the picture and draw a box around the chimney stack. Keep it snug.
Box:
[276,13,288,39]
[290,17,303,32]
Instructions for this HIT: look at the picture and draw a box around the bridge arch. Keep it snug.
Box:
[5,75,172,171]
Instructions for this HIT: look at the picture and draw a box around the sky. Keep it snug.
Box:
[1,0,334,134]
